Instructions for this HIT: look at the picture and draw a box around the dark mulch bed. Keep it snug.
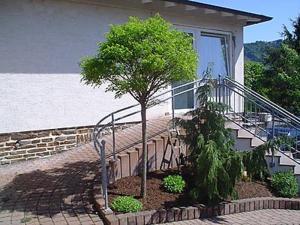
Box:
[108,170,274,211]
[235,180,274,199]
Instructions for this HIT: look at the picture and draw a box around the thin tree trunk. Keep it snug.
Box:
[140,102,147,198]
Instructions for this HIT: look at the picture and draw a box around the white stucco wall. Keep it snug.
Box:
[0,0,244,133]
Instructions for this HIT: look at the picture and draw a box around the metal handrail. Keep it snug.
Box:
[218,77,300,165]
[95,76,300,210]
[224,78,300,124]
[93,77,208,210]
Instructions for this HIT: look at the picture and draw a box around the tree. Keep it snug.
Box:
[176,82,242,204]
[80,15,197,198]
[263,44,300,114]
[282,15,300,54]
[244,61,268,95]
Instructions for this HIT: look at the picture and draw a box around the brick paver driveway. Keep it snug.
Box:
[0,144,104,225]
[163,209,300,225]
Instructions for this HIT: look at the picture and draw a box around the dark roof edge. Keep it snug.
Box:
[162,0,272,26]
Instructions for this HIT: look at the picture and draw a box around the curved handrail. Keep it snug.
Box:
[93,76,208,158]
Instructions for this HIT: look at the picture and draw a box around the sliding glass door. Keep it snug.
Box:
[173,28,231,111]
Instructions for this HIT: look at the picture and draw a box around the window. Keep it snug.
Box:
[172,32,195,110]
[199,33,230,78]
[172,28,231,110]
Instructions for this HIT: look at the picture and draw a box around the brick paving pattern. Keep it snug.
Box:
[0,118,169,225]
[1,118,300,225]
[0,144,103,225]
[163,209,300,225]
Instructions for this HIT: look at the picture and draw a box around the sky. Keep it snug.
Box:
[194,0,300,43]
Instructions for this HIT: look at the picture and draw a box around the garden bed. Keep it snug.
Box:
[93,169,300,225]
[108,169,274,212]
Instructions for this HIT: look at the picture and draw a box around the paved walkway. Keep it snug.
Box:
[1,119,300,225]
[164,209,300,225]
[0,144,103,225]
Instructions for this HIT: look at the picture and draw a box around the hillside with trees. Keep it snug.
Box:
[244,15,300,115]
[244,39,282,63]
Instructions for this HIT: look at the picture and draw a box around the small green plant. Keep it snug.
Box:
[111,196,143,213]
[162,175,186,193]
[271,171,298,198]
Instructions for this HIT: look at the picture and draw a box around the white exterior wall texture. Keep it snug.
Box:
[0,0,244,133]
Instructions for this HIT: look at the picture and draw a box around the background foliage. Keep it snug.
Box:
[244,15,300,115]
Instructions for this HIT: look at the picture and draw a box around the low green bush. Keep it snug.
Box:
[271,171,298,198]
[162,175,185,193]
[111,196,142,213]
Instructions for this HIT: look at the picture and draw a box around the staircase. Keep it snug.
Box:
[93,77,300,209]
[218,78,300,188]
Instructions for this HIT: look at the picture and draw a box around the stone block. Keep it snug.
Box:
[279,200,285,209]
[166,209,174,222]
[180,207,187,220]
[153,139,163,169]
[159,209,167,223]
[194,206,200,218]
[135,212,144,225]
[150,211,160,224]
[249,201,255,211]
[172,207,181,221]
[229,203,235,214]
[0,135,10,142]
[268,199,274,209]
[127,150,139,176]
[218,203,225,216]
[118,154,130,178]
[285,200,292,209]
[116,214,128,225]
[127,213,136,225]
[147,143,156,172]
[187,207,196,220]
[292,200,300,210]
[61,129,76,135]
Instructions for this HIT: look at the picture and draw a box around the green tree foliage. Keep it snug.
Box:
[245,15,300,115]
[244,40,282,63]
[177,81,242,204]
[282,15,300,54]
[263,44,300,114]
[244,61,268,95]
[80,15,197,198]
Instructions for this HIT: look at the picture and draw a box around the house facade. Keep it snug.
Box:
[0,0,271,134]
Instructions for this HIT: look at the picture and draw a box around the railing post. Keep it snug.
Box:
[271,111,276,168]
[171,89,175,129]
[111,113,116,160]
[100,140,109,210]
[218,75,221,104]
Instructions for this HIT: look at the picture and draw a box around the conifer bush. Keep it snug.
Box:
[176,80,243,204]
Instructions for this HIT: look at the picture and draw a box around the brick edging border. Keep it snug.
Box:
[92,181,300,225]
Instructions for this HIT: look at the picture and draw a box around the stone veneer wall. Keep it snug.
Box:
[0,123,136,165]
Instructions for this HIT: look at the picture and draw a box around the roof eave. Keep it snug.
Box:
[161,0,272,26]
